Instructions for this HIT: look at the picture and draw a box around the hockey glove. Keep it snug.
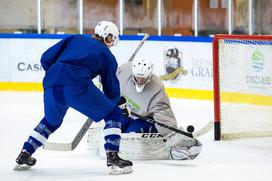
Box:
[119,96,131,117]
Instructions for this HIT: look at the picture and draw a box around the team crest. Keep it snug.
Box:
[160,48,187,82]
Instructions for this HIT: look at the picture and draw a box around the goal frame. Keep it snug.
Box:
[213,34,272,140]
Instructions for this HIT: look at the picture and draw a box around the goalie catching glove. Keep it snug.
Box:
[165,130,203,160]
[119,96,131,117]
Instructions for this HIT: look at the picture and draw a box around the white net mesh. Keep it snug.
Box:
[217,37,272,139]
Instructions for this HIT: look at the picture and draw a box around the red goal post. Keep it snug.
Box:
[213,34,272,140]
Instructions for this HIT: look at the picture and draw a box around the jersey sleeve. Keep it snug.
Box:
[148,83,178,136]
[100,52,121,105]
[40,36,71,71]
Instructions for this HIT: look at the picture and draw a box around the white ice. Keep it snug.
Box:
[1,91,272,181]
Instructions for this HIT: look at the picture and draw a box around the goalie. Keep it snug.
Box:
[116,57,202,160]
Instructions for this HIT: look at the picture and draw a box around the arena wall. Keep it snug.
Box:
[0,34,213,100]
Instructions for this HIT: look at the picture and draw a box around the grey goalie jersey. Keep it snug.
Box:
[117,62,178,135]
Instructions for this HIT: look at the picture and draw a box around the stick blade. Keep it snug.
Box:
[43,142,72,151]
[43,118,93,151]
[192,121,213,138]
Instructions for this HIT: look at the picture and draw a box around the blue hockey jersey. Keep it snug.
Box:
[41,35,120,104]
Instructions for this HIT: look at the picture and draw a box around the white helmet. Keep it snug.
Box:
[94,21,119,47]
[132,57,154,93]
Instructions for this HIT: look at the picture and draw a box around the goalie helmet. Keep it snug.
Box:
[132,57,154,93]
[94,21,119,47]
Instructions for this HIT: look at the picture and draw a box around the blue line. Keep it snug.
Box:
[0,33,213,43]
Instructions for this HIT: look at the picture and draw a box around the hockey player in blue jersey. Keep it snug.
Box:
[14,21,133,174]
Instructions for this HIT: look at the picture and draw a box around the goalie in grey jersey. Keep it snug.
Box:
[116,57,202,160]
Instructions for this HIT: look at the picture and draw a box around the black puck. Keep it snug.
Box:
[187,125,195,133]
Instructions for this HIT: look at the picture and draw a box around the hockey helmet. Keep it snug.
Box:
[132,57,154,93]
[95,21,119,47]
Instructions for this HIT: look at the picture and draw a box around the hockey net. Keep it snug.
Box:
[213,34,272,140]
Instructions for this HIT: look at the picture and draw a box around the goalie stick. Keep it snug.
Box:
[128,33,149,62]
[131,112,213,139]
[43,118,93,151]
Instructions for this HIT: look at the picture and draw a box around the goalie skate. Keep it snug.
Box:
[107,152,133,175]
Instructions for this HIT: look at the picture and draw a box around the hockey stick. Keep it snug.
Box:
[131,112,213,139]
[128,33,149,62]
[43,118,93,151]
[191,121,213,138]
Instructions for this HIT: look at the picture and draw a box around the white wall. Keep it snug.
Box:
[0,35,213,91]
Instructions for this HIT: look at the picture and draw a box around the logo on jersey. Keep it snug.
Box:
[124,95,140,112]
[160,48,187,82]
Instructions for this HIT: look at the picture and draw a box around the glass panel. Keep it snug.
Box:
[198,0,228,36]
[162,0,193,36]
[232,0,248,34]
[0,0,37,33]
[124,0,158,35]
[42,0,79,34]
[253,0,272,35]
[83,0,119,34]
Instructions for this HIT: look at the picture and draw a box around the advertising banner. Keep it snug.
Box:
[0,35,213,99]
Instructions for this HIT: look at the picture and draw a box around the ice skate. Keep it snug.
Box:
[106,152,133,175]
[14,150,36,171]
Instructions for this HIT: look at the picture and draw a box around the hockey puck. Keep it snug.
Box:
[186,125,195,133]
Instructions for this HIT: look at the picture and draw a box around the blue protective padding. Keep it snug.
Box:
[121,117,158,133]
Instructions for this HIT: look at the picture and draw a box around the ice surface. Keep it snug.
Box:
[1,91,272,181]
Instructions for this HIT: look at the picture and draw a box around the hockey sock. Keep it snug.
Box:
[23,118,59,154]
[103,106,122,152]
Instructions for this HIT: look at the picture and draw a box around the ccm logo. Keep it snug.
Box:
[141,133,164,138]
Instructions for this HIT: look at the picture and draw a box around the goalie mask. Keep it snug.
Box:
[132,58,154,93]
[95,21,119,47]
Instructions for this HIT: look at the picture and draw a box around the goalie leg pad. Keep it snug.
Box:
[165,131,203,160]
[168,139,202,160]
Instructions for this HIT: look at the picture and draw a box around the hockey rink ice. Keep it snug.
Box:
[1,91,272,181]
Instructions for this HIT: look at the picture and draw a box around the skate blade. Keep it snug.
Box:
[109,166,133,175]
[13,164,32,171]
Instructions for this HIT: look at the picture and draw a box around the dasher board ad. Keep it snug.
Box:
[0,35,213,91]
